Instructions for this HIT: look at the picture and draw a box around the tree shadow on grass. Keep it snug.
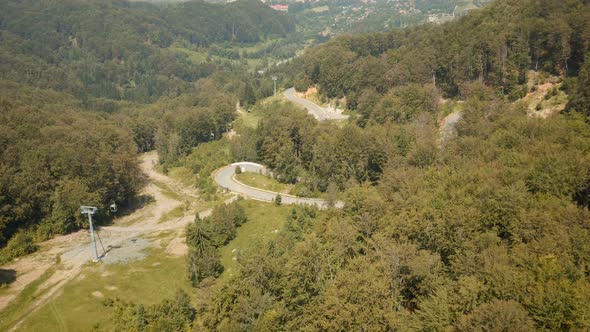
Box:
[0,269,16,286]
[117,194,156,218]
[100,194,156,226]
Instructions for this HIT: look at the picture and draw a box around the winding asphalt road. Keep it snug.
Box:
[213,162,343,209]
[284,87,349,121]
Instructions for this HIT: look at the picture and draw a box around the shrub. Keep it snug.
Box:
[185,201,247,286]
[187,247,223,286]
[293,184,312,198]
[508,85,527,100]
[0,231,39,265]
[112,290,196,330]
[275,194,282,206]
[204,201,247,246]
[545,88,558,100]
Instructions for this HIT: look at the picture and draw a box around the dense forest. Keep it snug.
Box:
[0,81,142,259]
[0,0,293,103]
[0,75,240,263]
[110,0,590,330]
[291,0,590,117]
[0,0,290,262]
[1,0,590,330]
[195,85,590,331]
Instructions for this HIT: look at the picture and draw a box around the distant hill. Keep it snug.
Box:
[290,0,589,107]
[127,0,189,2]
[0,0,294,103]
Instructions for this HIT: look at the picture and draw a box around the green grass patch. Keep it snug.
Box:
[308,94,328,107]
[152,180,183,201]
[167,166,197,188]
[158,204,187,224]
[146,230,176,243]
[170,139,233,201]
[116,214,147,227]
[235,172,294,194]
[219,200,291,279]
[537,89,568,111]
[0,266,56,331]
[170,47,208,64]
[224,38,283,54]
[438,100,465,121]
[235,109,261,130]
[307,5,329,13]
[547,90,568,107]
[171,46,263,70]
[7,201,297,331]
[16,250,192,332]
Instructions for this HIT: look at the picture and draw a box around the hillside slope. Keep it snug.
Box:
[0,0,293,103]
[290,0,589,113]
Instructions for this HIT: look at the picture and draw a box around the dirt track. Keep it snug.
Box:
[0,152,221,330]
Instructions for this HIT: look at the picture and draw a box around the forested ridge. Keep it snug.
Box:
[0,0,287,262]
[0,76,240,263]
[0,0,293,103]
[188,85,590,330]
[0,81,143,259]
[290,0,590,119]
[111,0,590,330]
[1,0,590,330]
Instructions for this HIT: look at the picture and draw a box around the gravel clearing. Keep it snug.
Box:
[100,238,151,265]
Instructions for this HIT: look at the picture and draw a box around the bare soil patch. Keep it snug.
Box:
[0,151,206,329]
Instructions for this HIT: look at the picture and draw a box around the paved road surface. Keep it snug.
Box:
[214,162,343,209]
[284,87,349,121]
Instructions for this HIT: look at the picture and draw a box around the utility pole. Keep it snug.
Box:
[80,206,99,261]
[272,75,277,97]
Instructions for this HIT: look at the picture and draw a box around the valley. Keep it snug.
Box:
[0,152,206,330]
[1,0,590,330]
[0,149,307,331]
